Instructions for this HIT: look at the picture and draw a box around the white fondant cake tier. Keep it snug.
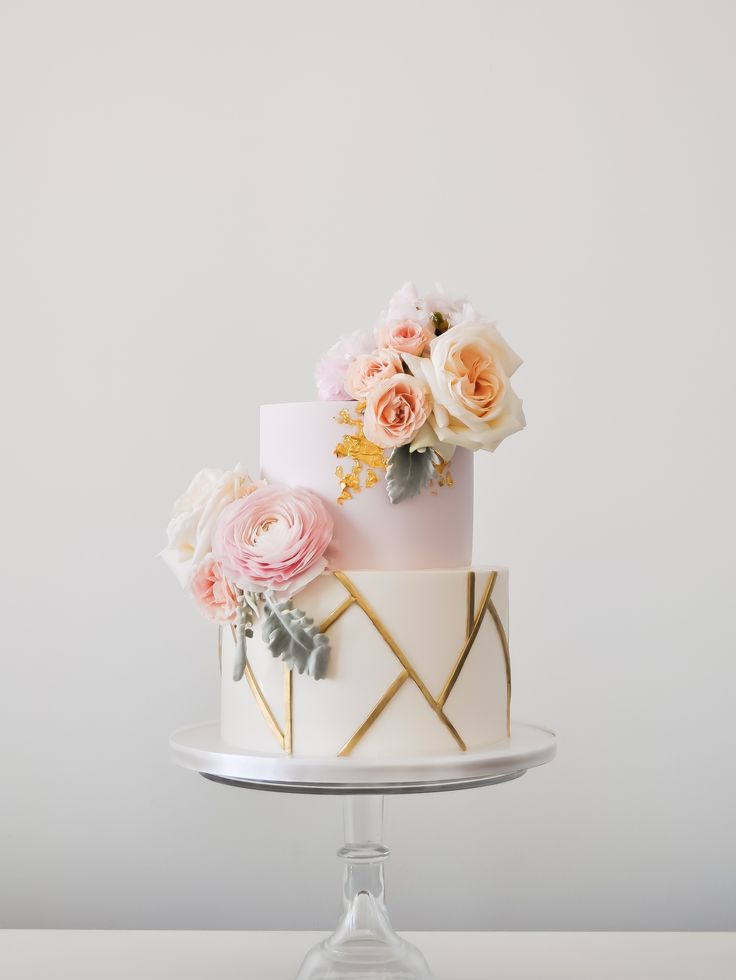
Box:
[260,401,473,570]
[220,566,510,759]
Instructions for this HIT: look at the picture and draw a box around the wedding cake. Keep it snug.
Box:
[162,283,525,759]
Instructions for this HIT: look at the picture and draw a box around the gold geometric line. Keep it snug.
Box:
[486,598,512,738]
[337,670,410,757]
[243,661,285,749]
[283,665,293,755]
[319,594,356,633]
[437,571,497,708]
[230,624,286,751]
[466,570,476,640]
[432,705,466,751]
[331,571,466,752]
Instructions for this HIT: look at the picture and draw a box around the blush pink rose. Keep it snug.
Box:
[343,348,404,399]
[190,556,239,623]
[363,374,432,449]
[212,484,333,597]
[375,319,433,357]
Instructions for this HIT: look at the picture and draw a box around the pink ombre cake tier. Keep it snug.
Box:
[260,401,473,571]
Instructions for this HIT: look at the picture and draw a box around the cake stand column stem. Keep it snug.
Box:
[339,795,389,916]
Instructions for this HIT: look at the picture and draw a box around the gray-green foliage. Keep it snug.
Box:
[261,593,331,680]
[385,444,436,504]
[232,592,258,682]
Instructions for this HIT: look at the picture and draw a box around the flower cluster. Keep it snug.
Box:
[161,466,333,625]
[314,282,526,455]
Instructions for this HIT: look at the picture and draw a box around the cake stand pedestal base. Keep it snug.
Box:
[296,794,433,980]
[170,722,556,980]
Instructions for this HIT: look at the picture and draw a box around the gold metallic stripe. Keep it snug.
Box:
[227,568,510,757]
[243,661,285,749]
[435,706,467,752]
[332,571,466,752]
[438,571,497,708]
[283,664,293,755]
[319,594,356,633]
[466,570,476,639]
[338,670,409,757]
[229,622,287,751]
[486,599,512,737]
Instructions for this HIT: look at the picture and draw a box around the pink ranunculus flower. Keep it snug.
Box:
[190,556,239,623]
[343,348,404,400]
[315,330,375,401]
[213,484,333,597]
[374,319,434,357]
[363,374,432,449]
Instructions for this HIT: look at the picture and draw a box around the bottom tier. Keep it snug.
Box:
[220,566,510,759]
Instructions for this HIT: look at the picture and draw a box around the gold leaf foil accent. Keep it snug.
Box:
[433,453,454,489]
[333,406,388,504]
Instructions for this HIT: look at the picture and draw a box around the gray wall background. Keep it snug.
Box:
[2,0,735,931]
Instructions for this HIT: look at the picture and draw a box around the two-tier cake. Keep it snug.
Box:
[162,283,525,760]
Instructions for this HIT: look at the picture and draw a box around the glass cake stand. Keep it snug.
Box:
[170,721,556,980]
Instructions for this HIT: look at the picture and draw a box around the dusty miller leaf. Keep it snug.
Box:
[232,591,259,682]
[385,445,436,504]
[261,594,331,680]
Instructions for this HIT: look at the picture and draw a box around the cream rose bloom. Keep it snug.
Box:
[161,464,263,587]
[363,374,432,449]
[404,321,525,453]
[344,348,403,399]
[381,281,431,328]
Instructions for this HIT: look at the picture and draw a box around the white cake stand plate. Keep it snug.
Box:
[170,720,556,793]
[170,722,556,979]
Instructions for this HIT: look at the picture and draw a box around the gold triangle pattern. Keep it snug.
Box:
[319,570,511,756]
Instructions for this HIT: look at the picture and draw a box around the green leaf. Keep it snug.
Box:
[261,594,331,680]
[385,444,436,504]
[232,592,258,682]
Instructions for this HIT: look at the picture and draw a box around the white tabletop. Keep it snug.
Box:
[1,930,734,980]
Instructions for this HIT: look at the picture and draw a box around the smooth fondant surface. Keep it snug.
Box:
[260,402,473,570]
[220,566,509,759]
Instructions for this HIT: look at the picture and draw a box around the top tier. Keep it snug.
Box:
[260,401,473,570]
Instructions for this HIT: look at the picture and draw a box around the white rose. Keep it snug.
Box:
[423,284,470,323]
[404,320,526,453]
[377,281,431,330]
[161,464,262,587]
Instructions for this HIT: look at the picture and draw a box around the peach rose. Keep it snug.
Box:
[363,374,432,449]
[190,556,239,623]
[404,320,525,453]
[343,348,404,399]
[374,319,433,357]
[314,329,375,401]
